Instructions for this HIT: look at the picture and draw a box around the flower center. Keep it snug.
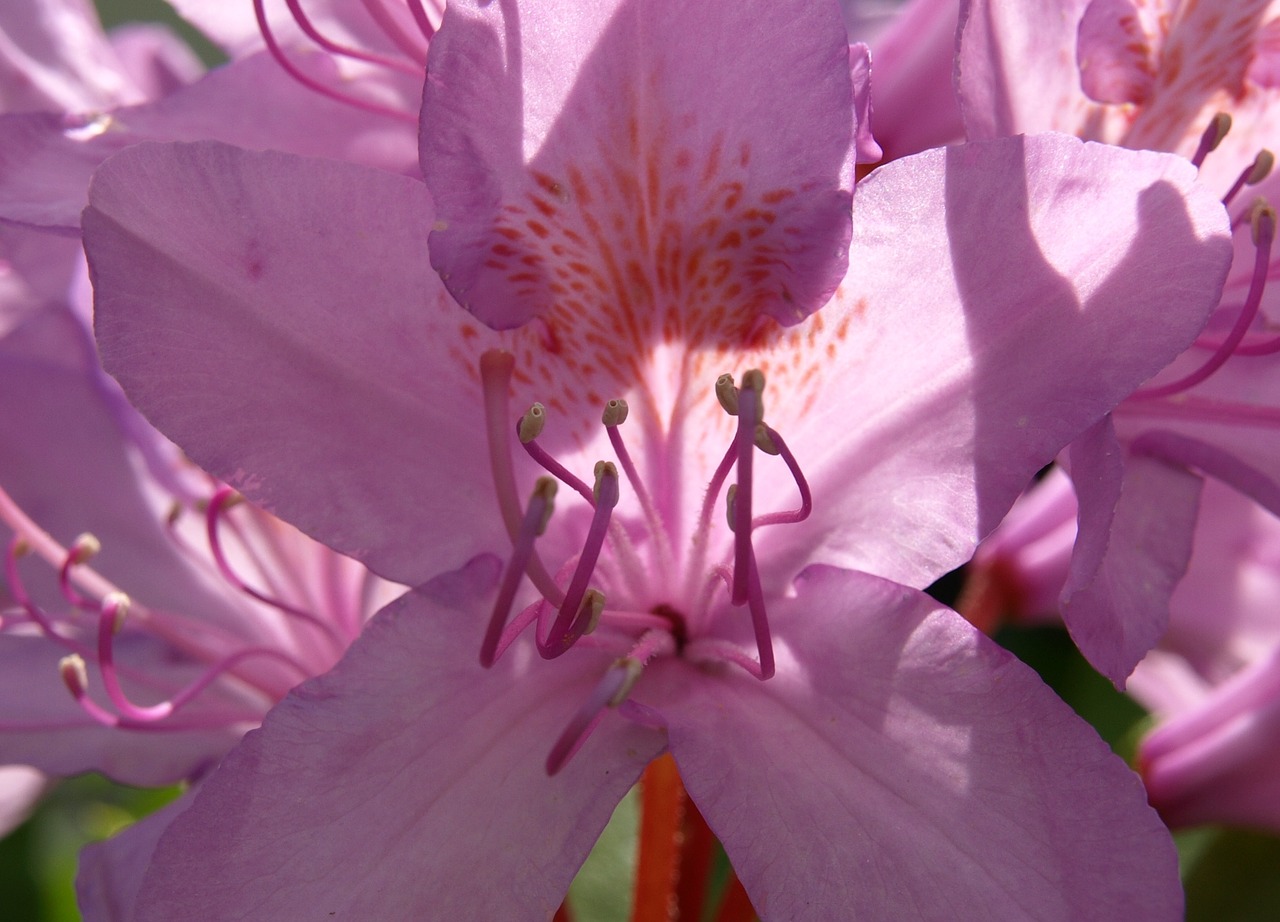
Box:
[476,349,811,773]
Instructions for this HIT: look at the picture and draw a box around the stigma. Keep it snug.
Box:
[477,349,812,773]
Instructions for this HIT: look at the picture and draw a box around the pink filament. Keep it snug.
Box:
[88,594,311,727]
[750,425,812,529]
[481,483,554,667]
[6,538,88,655]
[606,420,672,573]
[285,0,422,75]
[540,468,619,659]
[523,436,596,505]
[359,0,430,65]
[1132,208,1274,400]
[545,630,674,775]
[405,0,438,40]
[730,385,759,605]
[253,0,417,125]
[480,351,565,604]
[205,487,342,647]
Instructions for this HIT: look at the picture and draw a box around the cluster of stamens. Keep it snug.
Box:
[478,350,811,773]
[1129,114,1276,403]
[0,482,361,733]
[255,0,442,123]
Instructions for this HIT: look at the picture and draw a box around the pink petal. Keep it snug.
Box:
[849,43,883,165]
[133,559,664,921]
[755,134,1232,588]
[864,0,964,159]
[1061,419,1204,686]
[86,142,499,585]
[1076,0,1161,105]
[957,0,1095,140]
[0,0,141,112]
[420,0,855,332]
[638,566,1182,920]
[0,765,45,837]
[0,51,417,232]
[78,796,191,922]
[106,23,204,100]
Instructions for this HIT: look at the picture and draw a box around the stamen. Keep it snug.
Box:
[1132,201,1275,398]
[604,397,673,572]
[59,654,121,727]
[480,477,557,667]
[1222,149,1275,207]
[253,0,417,124]
[545,658,641,775]
[358,0,430,66]
[540,463,620,658]
[284,0,422,75]
[7,537,83,653]
[1191,112,1232,168]
[205,487,342,646]
[519,403,596,505]
[480,352,565,604]
[741,544,776,680]
[750,425,812,529]
[405,0,438,41]
[545,629,674,775]
[58,533,100,610]
[731,370,765,605]
[715,373,739,416]
[87,589,312,726]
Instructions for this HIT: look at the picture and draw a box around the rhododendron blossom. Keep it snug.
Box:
[77,0,1237,918]
[959,0,1280,684]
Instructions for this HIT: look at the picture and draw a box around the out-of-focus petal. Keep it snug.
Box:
[0,764,44,836]
[0,51,417,233]
[0,0,139,112]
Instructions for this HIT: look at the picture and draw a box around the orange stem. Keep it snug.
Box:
[713,871,757,922]
[553,902,574,922]
[676,796,716,920]
[632,754,685,921]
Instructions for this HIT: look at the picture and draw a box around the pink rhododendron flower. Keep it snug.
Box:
[0,3,416,913]
[958,0,1280,684]
[79,0,1235,917]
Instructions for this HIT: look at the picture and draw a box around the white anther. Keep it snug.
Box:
[103,591,131,634]
[532,477,558,534]
[602,398,629,426]
[581,588,606,635]
[592,461,618,502]
[716,374,739,416]
[607,657,645,706]
[58,654,89,694]
[1249,150,1275,185]
[1251,200,1276,246]
[69,533,101,564]
[518,402,547,443]
[725,483,738,530]
[754,423,780,456]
